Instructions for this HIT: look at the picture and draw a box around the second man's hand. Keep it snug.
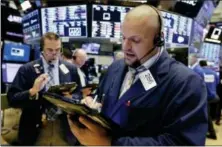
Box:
[29,73,49,96]
[81,96,102,110]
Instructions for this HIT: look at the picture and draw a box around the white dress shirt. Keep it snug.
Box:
[119,47,163,98]
[77,68,86,87]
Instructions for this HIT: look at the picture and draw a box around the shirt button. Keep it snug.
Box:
[36,124,39,128]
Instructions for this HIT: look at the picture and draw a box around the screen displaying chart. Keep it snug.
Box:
[22,9,41,41]
[161,11,193,48]
[92,4,132,39]
[41,5,87,37]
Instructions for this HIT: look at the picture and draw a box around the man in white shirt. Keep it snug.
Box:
[72,48,88,86]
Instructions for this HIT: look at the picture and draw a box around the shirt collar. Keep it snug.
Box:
[128,47,163,74]
[191,62,199,69]
[41,55,59,68]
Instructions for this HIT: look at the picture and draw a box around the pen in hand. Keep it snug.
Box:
[92,95,98,108]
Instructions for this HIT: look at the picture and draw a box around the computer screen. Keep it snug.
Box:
[41,5,87,37]
[22,9,41,41]
[204,27,222,44]
[189,21,204,54]
[195,0,215,28]
[2,63,23,83]
[161,11,193,48]
[200,42,221,71]
[92,4,133,39]
[82,43,100,54]
[3,41,31,62]
[33,44,41,59]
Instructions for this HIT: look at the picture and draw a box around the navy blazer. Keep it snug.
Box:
[193,64,204,79]
[100,50,208,145]
[7,59,81,145]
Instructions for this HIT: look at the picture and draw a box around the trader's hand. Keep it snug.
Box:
[81,87,92,97]
[29,73,49,96]
[81,96,102,110]
[62,91,72,99]
[67,115,111,146]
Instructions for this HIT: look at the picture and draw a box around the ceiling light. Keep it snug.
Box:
[21,0,32,11]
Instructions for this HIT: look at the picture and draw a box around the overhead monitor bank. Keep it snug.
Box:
[92,4,132,39]
[41,5,87,37]
[22,9,41,41]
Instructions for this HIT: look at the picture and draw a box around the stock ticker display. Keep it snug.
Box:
[92,4,132,39]
[200,42,220,64]
[195,0,215,28]
[22,10,41,41]
[161,11,193,48]
[41,5,87,37]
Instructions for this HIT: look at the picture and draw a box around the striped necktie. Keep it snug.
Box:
[119,66,147,99]
[45,63,62,121]
[46,63,55,90]
[119,70,136,98]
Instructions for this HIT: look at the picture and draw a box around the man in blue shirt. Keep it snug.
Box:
[199,60,219,140]
[189,54,204,79]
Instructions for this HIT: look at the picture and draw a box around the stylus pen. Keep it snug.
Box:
[92,95,98,106]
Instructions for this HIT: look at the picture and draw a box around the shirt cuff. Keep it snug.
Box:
[29,92,39,100]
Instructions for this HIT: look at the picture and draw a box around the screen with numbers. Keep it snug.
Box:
[160,11,193,48]
[200,42,221,70]
[22,9,41,41]
[195,0,215,28]
[92,4,133,39]
[41,5,87,37]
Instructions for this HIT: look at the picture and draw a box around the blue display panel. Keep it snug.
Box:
[200,42,221,71]
[3,41,31,62]
[22,9,41,41]
[92,4,132,39]
[189,21,204,54]
[41,5,87,37]
[161,11,193,48]
[195,0,215,28]
[2,63,23,83]
[82,43,100,54]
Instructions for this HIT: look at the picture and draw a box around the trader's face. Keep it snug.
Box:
[189,55,197,66]
[75,54,87,68]
[43,38,61,62]
[121,19,156,66]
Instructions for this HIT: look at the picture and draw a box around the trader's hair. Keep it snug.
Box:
[40,32,61,50]
[199,60,208,67]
